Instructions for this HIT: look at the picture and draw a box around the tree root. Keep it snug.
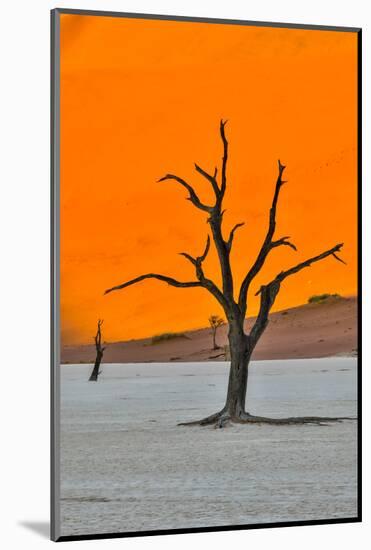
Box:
[235,413,355,426]
[178,409,227,427]
[178,411,356,428]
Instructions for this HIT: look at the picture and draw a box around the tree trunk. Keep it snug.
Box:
[179,316,353,427]
[212,328,217,350]
[224,323,251,417]
[89,350,103,382]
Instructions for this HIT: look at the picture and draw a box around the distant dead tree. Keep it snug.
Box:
[89,319,105,382]
[209,315,224,350]
[105,120,351,427]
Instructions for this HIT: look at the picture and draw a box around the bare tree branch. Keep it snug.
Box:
[179,251,197,266]
[227,222,245,251]
[157,121,234,306]
[332,252,347,265]
[179,235,210,266]
[238,160,287,314]
[204,121,235,304]
[220,119,228,198]
[194,163,220,199]
[208,213,234,302]
[94,319,104,350]
[257,243,344,293]
[201,278,229,310]
[199,234,211,262]
[271,236,297,251]
[158,174,212,212]
[249,282,280,344]
[179,235,228,309]
[104,274,201,295]
[249,243,344,345]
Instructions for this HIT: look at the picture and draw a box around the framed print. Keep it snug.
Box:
[51,8,361,542]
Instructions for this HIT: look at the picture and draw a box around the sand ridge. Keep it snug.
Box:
[61,296,357,364]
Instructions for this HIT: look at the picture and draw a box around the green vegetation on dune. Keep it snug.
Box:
[308,293,341,304]
[151,332,189,345]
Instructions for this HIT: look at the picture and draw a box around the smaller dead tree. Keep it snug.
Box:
[89,319,106,382]
[209,315,224,350]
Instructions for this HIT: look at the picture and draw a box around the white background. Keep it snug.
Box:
[0,0,368,548]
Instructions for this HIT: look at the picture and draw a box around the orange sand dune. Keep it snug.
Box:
[61,296,357,364]
[60,15,358,347]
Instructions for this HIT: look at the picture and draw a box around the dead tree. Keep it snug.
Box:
[105,121,352,427]
[89,319,105,382]
[209,315,224,350]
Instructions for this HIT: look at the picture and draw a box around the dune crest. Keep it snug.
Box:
[61,296,357,364]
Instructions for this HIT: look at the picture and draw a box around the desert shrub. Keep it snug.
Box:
[151,332,189,344]
[308,293,341,304]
